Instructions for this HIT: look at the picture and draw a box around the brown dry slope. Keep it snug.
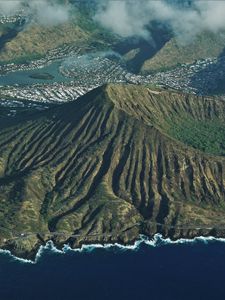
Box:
[0,84,225,258]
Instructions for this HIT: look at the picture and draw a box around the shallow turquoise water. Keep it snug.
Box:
[0,60,73,86]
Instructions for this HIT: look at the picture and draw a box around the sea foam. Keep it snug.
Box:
[2,234,225,264]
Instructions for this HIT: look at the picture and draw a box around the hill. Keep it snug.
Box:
[141,31,225,73]
[0,23,89,63]
[0,84,225,258]
[0,7,115,64]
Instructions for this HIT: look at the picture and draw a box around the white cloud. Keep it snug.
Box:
[0,1,23,15]
[29,1,70,26]
[94,1,151,39]
[95,0,225,42]
[0,0,70,26]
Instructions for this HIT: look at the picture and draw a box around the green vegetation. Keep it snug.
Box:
[141,31,225,73]
[167,117,225,156]
[74,5,118,45]
[0,84,224,258]
[0,22,89,63]
[0,7,117,64]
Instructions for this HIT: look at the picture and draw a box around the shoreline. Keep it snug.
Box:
[1,233,225,264]
[2,222,225,261]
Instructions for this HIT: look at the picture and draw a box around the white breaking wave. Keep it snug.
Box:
[1,234,225,264]
[0,248,35,264]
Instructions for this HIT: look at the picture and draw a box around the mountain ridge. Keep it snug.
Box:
[0,83,224,258]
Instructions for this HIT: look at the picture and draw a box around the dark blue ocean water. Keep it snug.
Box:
[0,235,225,300]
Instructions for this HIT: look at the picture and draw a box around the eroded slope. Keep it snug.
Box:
[0,84,224,257]
[141,32,225,73]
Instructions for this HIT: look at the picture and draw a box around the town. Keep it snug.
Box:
[1,52,225,110]
[148,56,225,95]
[0,83,96,104]
[0,10,26,25]
[0,44,91,75]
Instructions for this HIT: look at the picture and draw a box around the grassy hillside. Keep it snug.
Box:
[0,84,224,257]
[0,8,115,64]
[0,22,89,63]
[141,31,225,73]
[121,85,225,156]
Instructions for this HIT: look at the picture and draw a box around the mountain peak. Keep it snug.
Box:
[0,83,225,258]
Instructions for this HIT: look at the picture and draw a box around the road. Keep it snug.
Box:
[1,220,225,243]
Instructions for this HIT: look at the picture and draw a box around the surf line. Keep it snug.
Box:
[1,234,225,264]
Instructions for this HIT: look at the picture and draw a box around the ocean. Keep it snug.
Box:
[0,235,225,300]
